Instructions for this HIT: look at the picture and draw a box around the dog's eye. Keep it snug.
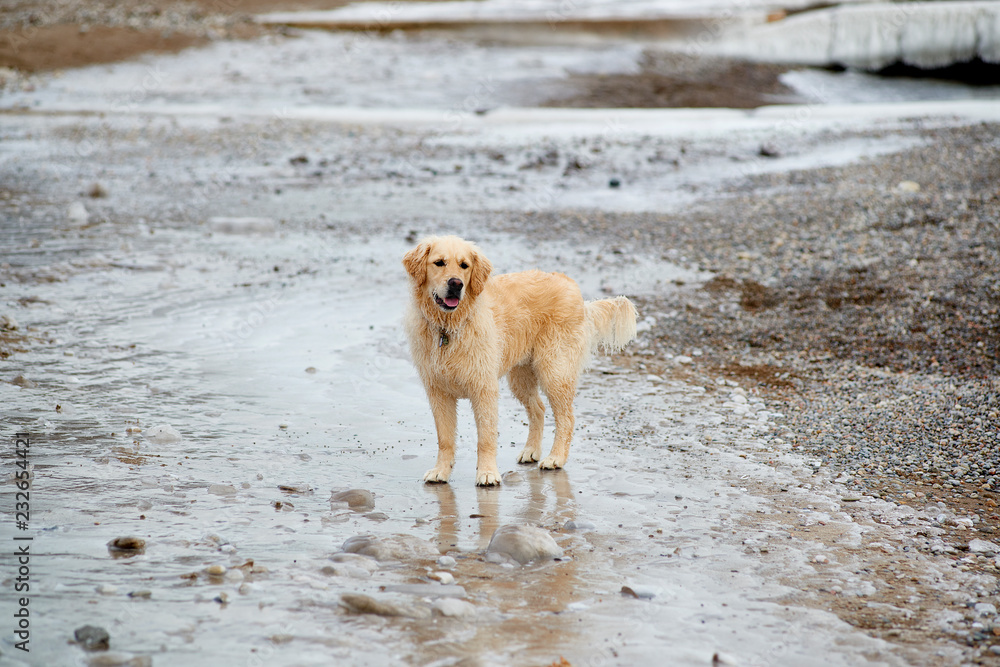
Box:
[433,259,446,267]
[459,262,469,269]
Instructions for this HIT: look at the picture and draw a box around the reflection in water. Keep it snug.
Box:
[417,470,590,665]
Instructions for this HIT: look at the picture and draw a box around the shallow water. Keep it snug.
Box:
[1,209,908,666]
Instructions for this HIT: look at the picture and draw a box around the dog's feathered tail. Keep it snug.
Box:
[584,296,638,357]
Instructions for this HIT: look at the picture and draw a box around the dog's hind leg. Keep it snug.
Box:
[424,388,457,483]
[537,367,578,470]
[509,365,545,464]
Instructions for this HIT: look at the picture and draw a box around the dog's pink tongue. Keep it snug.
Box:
[444,297,460,308]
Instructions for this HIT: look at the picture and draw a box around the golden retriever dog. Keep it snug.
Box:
[403,235,637,486]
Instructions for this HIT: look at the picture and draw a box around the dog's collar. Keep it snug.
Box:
[438,330,450,348]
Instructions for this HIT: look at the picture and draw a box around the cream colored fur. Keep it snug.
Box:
[403,235,638,486]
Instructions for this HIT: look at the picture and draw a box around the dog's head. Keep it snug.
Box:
[403,236,492,322]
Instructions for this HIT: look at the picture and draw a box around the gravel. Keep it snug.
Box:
[492,121,1000,529]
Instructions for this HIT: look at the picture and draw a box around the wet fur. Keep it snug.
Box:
[403,235,638,486]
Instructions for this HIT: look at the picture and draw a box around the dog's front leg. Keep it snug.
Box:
[471,384,501,486]
[424,387,457,483]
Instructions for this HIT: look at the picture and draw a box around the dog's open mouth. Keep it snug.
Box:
[434,294,461,311]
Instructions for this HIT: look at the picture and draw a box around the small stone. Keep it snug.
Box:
[485,524,563,565]
[208,484,237,496]
[675,355,693,365]
[621,584,659,599]
[340,593,429,619]
[758,143,780,158]
[608,178,621,188]
[205,564,227,576]
[278,483,313,494]
[341,534,439,562]
[969,539,1000,556]
[429,571,455,585]
[87,653,152,667]
[433,598,478,618]
[68,201,90,225]
[976,602,998,617]
[437,555,457,568]
[107,536,146,554]
[713,653,740,666]
[0,314,18,330]
[11,375,36,388]
[897,180,921,193]
[331,489,375,511]
[329,552,380,574]
[74,625,110,651]
[96,584,118,595]
[305,366,317,374]
[127,590,152,599]
[813,554,829,564]
[145,425,181,444]
[209,217,276,234]
[563,520,597,532]
[214,592,229,604]
[88,182,108,198]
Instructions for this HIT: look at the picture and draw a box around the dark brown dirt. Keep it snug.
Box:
[0,0,452,72]
[541,52,803,109]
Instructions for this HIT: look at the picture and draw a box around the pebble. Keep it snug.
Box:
[278,483,313,494]
[107,536,146,555]
[208,484,237,496]
[205,564,227,576]
[329,552,380,574]
[68,201,90,225]
[86,653,152,667]
[96,584,118,595]
[330,489,375,511]
[340,593,430,619]
[383,583,466,597]
[813,554,830,564]
[969,539,1000,556]
[485,524,563,565]
[437,555,457,568]
[621,584,659,599]
[429,571,455,585]
[675,355,693,365]
[975,603,998,617]
[208,216,276,234]
[341,534,439,562]
[433,598,478,618]
[896,180,921,193]
[712,653,740,666]
[0,314,18,330]
[144,425,182,444]
[563,520,597,531]
[127,590,152,599]
[74,625,110,651]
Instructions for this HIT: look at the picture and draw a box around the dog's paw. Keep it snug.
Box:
[475,469,501,486]
[538,456,565,470]
[423,467,451,484]
[516,447,540,464]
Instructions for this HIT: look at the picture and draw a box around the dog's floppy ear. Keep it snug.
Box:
[403,241,430,285]
[467,246,492,298]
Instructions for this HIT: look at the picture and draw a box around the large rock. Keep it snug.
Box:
[485,524,563,565]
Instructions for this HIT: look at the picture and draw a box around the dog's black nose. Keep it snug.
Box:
[447,278,463,291]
